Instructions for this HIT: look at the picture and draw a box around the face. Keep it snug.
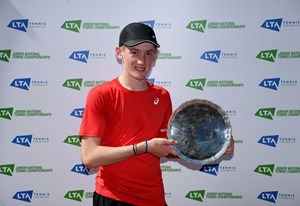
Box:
[116,42,158,81]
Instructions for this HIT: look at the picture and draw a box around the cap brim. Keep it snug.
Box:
[123,39,160,48]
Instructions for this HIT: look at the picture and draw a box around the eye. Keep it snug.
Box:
[146,51,153,56]
[129,50,138,55]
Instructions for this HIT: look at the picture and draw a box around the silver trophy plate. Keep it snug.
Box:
[168,99,232,164]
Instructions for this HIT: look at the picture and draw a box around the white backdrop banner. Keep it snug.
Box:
[1,0,300,205]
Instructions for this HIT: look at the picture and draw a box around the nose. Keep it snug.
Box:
[137,53,146,65]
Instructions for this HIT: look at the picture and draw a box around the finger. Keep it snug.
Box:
[165,139,178,145]
[169,149,178,157]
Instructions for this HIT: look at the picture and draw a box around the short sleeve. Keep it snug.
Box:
[79,87,106,138]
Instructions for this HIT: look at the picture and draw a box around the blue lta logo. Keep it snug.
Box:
[200,50,221,63]
[258,135,278,147]
[69,50,89,63]
[199,164,219,176]
[12,135,33,147]
[70,108,84,118]
[10,78,31,90]
[259,78,280,90]
[13,190,33,203]
[7,19,29,32]
[261,18,283,32]
[257,191,278,203]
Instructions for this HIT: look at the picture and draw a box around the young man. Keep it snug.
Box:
[79,22,234,206]
[79,22,178,206]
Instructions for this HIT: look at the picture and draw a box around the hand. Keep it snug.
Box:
[147,138,178,158]
[224,136,234,156]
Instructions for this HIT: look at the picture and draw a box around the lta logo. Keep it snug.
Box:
[256,49,277,62]
[0,107,14,120]
[254,164,275,176]
[0,164,15,176]
[257,191,278,203]
[69,50,89,63]
[61,20,82,33]
[259,78,280,90]
[261,18,283,32]
[199,164,219,176]
[71,164,89,175]
[12,135,33,147]
[185,190,205,202]
[139,20,155,28]
[64,190,84,202]
[7,19,29,32]
[70,108,84,118]
[64,135,81,147]
[12,190,33,203]
[200,50,221,63]
[255,107,276,120]
[63,78,83,91]
[0,49,11,62]
[186,78,206,90]
[186,20,207,33]
[258,135,278,148]
[10,78,31,90]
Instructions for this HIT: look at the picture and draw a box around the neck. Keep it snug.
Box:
[118,76,148,91]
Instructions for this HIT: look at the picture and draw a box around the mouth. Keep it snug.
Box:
[135,67,146,72]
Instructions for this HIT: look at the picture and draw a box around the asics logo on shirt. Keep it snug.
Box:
[154,98,159,105]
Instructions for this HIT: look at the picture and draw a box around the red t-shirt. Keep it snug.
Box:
[79,78,172,205]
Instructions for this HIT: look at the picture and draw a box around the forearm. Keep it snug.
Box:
[81,136,148,168]
[81,136,177,168]
[82,144,134,168]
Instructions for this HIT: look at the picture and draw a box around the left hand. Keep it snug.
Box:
[147,138,178,158]
[224,136,234,156]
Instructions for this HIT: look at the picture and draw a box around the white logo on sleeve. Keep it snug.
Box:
[154,98,159,105]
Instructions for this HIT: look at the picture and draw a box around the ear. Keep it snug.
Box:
[116,47,122,60]
[154,49,159,60]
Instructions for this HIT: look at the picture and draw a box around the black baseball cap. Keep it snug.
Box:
[119,22,160,48]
